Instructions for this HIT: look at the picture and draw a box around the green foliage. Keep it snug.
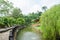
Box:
[29,12,42,20]
[0,0,42,28]
[16,18,25,25]
[11,8,23,18]
[0,17,5,28]
[0,0,25,28]
[0,16,25,27]
[0,0,13,16]
[3,17,16,27]
[0,17,16,27]
[42,6,47,11]
[40,4,60,40]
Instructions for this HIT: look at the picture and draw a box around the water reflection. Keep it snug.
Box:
[19,32,40,40]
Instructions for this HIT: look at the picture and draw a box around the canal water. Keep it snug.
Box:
[16,27,41,40]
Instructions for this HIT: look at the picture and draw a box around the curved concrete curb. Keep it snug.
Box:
[9,25,26,40]
[0,25,26,40]
[0,26,15,33]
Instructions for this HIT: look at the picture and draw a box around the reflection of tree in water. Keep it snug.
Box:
[16,27,41,40]
[20,32,40,40]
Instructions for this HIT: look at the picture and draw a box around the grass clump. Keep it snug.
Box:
[40,4,60,40]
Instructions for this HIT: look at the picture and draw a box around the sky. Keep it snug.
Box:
[8,0,60,15]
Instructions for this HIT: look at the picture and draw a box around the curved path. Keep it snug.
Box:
[0,25,25,40]
[0,30,10,40]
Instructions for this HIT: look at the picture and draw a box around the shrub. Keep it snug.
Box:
[16,18,25,25]
[40,4,60,40]
[3,17,16,27]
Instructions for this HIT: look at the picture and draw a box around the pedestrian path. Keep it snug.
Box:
[0,31,10,40]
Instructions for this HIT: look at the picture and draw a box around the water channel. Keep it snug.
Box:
[16,27,41,40]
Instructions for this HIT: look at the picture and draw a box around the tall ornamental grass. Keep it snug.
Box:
[40,4,60,40]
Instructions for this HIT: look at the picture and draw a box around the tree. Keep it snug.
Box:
[37,11,42,16]
[0,0,13,16]
[24,16,31,26]
[16,18,25,25]
[11,8,23,19]
[28,11,42,21]
[3,17,16,27]
[0,0,26,28]
[0,17,5,28]
[42,6,47,11]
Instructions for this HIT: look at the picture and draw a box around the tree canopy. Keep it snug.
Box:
[0,0,13,16]
[0,0,42,28]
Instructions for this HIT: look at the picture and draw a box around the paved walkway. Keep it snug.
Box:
[0,30,10,40]
[0,27,15,40]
